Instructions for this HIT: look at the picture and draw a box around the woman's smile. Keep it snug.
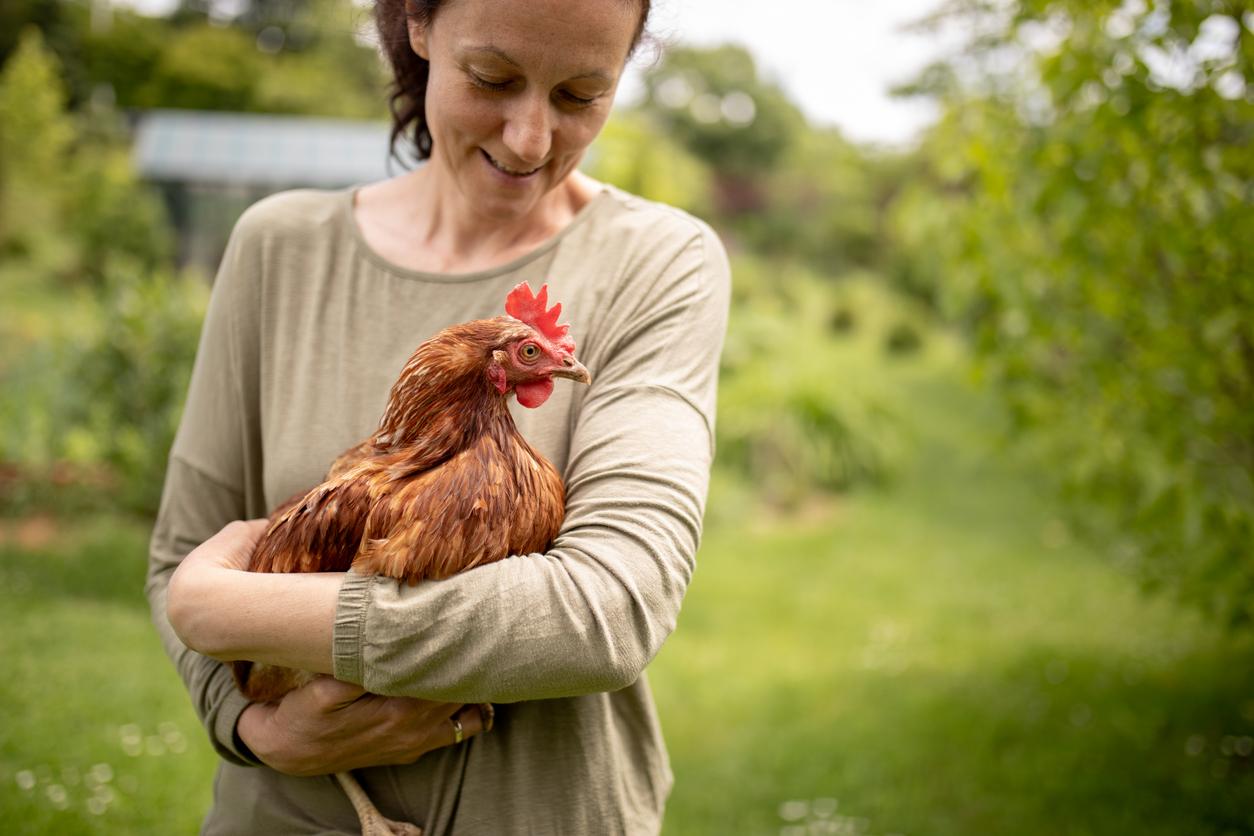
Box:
[480,148,544,180]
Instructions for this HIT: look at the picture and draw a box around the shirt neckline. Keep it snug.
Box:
[341,184,611,283]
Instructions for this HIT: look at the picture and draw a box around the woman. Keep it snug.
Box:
[152,0,729,832]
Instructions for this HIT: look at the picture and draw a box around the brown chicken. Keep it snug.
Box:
[231,282,591,836]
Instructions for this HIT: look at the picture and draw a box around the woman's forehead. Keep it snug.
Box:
[433,0,639,71]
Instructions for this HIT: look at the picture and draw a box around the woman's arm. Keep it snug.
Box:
[336,223,729,702]
[156,507,489,772]
[166,519,338,673]
[147,459,264,765]
[151,200,488,770]
[170,221,726,702]
[164,214,730,704]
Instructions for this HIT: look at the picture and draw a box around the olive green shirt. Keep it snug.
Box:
[146,184,729,835]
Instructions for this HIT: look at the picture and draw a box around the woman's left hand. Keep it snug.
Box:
[186,518,269,572]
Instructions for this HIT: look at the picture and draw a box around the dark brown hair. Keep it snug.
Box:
[374,0,651,163]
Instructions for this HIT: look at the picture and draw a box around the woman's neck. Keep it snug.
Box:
[353,168,600,275]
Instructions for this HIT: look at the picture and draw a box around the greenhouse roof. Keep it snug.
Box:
[132,109,406,187]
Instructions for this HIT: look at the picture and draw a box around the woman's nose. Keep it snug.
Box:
[502,94,552,166]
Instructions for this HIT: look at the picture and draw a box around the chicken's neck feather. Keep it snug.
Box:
[370,319,516,465]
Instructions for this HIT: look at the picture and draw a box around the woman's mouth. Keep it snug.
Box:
[481,149,542,178]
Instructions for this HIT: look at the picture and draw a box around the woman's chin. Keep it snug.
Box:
[468,167,552,219]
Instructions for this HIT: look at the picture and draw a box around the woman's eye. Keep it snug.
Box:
[559,90,597,107]
[471,74,511,92]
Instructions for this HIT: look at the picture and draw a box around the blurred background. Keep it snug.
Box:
[0,0,1251,833]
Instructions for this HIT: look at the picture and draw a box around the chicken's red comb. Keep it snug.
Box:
[505,282,575,352]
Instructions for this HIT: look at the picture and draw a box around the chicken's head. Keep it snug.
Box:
[489,282,591,408]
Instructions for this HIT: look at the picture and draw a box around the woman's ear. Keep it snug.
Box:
[406,6,430,61]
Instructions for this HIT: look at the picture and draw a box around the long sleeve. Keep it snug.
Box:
[331,221,731,702]
[145,212,267,765]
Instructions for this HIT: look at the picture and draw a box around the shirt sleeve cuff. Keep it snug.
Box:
[333,569,374,685]
[211,687,263,767]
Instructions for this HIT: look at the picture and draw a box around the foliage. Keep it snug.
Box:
[634,45,903,278]
[67,262,209,515]
[73,7,168,110]
[127,5,384,118]
[65,138,173,281]
[639,43,806,179]
[4,369,1252,834]
[585,110,713,217]
[0,28,172,285]
[137,23,264,111]
[891,0,1254,624]
[637,43,808,226]
[0,28,74,270]
[11,1,386,120]
[738,126,884,274]
[0,262,208,517]
[715,259,931,506]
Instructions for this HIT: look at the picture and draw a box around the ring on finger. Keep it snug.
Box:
[478,703,495,733]
[451,715,464,744]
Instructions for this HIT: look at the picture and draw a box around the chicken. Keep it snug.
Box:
[230,282,591,836]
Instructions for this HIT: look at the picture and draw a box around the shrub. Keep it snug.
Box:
[0,262,207,516]
[716,257,912,507]
[893,1,1254,625]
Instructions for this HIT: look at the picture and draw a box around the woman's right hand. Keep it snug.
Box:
[236,676,488,776]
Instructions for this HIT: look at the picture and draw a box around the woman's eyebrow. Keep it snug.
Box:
[464,45,612,83]
[466,45,521,67]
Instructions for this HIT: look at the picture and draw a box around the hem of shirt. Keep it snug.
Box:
[334,570,374,684]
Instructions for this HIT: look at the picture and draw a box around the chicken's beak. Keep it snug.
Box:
[551,356,592,385]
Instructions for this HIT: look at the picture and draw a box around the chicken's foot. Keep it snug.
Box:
[335,770,423,836]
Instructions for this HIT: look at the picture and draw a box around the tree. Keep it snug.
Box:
[639,44,806,214]
[892,0,1254,624]
[0,27,74,267]
[584,110,712,217]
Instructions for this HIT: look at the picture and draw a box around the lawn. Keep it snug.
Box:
[1,352,1250,834]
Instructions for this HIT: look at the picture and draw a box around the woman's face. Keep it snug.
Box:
[410,0,639,221]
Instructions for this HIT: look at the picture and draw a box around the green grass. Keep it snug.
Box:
[655,359,1254,835]
[0,516,215,833]
[0,345,1250,834]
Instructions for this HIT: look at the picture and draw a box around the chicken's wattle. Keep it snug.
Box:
[516,378,554,408]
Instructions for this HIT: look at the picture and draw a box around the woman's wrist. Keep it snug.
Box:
[234,702,275,765]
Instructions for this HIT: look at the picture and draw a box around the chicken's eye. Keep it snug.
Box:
[519,343,541,362]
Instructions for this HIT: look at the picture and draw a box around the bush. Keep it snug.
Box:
[0,28,172,287]
[717,361,902,506]
[585,110,713,217]
[0,262,208,516]
[716,257,915,506]
[883,321,923,356]
[893,1,1254,625]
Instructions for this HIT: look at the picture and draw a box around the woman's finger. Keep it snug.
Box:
[447,703,490,745]
[220,519,270,566]
[307,675,367,709]
[186,518,270,572]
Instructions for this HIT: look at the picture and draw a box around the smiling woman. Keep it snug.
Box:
[355,0,648,273]
[149,0,730,833]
